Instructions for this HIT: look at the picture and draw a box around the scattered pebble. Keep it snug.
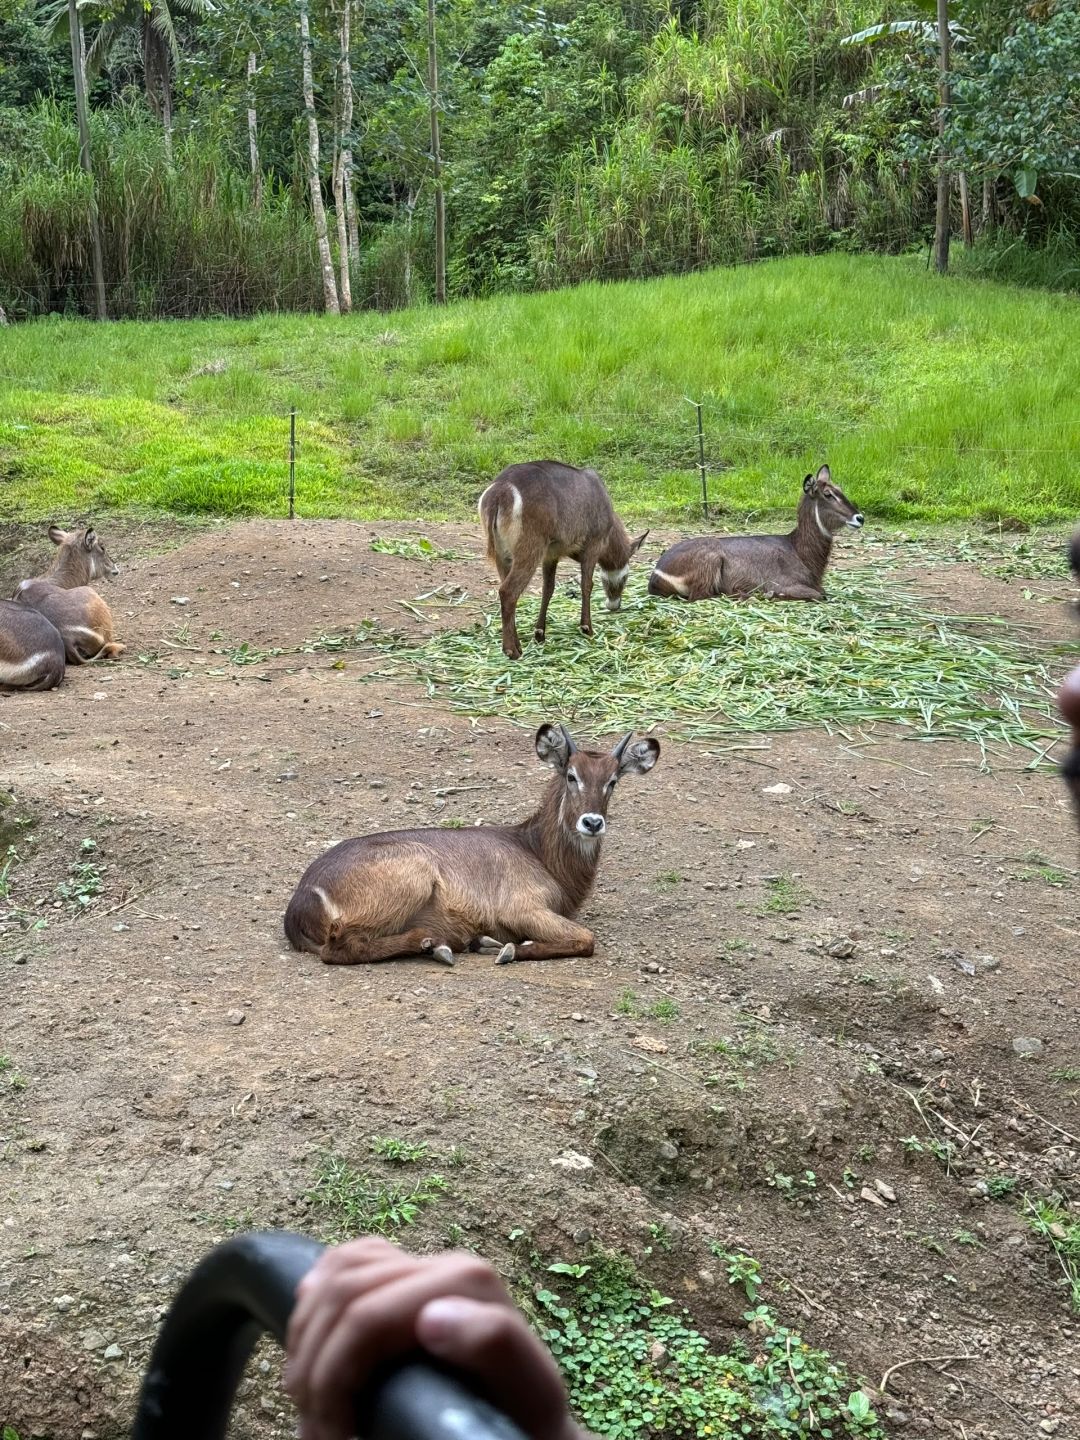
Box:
[170,596,190,606]
[860,1186,887,1208]
[1012,1036,1044,1057]
[571,1012,585,1023]
[631,1035,668,1054]
[54,1295,75,1312]
[874,1179,897,1203]
[828,938,856,958]
[658,1141,679,1161]
[81,1329,107,1352]
[762,783,793,795]
[103,1343,124,1361]
[227,1009,245,1026]
[649,1340,668,1364]
[550,1150,593,1172]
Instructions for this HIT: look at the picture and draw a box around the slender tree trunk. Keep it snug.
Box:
[404,186,419,307]
[426,0,446,304]
[299,0,340,315]
[332,0,352,311]
[67,0,106,320]
[162,78,173,165]
[934,0,951,274]
[340,0,359,269]
[247,51,263,207]
[981,175,994,231]
[958,170,973,247]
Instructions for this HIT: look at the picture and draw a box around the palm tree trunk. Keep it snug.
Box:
[332,0,352,311]
[299,0,340,315]
[247,51,262,208]
[67,0,107,319]
[340,0,359,269]
[934,0,951,275]
[426,0,446,304]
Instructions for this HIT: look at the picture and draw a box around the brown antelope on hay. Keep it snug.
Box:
[1061,529,1080,828]
[14,525,125,663]
[285,724,660,966]
[0,599,66,692]
[478,461,648,659]
[649,466,863,603]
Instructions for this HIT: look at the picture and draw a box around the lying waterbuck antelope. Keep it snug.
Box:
[478,461,648,659]
[0,599,66,692]
[14,525,124,663]
[649,466,863,603]
[285,724,660,966]
[1061,530,1080,828]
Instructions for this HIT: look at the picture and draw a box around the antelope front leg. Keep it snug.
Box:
[534,560,558,642]
[578,552,597,637]
[494,913,595,965]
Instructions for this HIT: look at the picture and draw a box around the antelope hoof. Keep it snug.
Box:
[502,640,522,661]
[580,623,593,638]
[494,943,516,966]
[432,944,455,967]
[475,935,503,952]
[533,627,545,642]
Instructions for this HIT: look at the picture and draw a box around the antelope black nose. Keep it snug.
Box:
[578,813,605,836]
[850,513,864,528]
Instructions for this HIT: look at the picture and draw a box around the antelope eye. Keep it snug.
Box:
[566,770,579,786]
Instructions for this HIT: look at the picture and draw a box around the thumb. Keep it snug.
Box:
[416,1296,570,1440]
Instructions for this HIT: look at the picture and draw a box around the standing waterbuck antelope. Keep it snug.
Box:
[284,724,660,966]
[478,462,648,659]
[0,599,66,692]
[14,525,125,663]
[649,466,863,603]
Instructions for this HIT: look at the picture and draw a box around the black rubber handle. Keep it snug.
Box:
[131,1230,529,1440]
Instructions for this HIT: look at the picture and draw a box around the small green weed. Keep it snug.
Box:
[615,989,638,1016]
[646,1222,673,1252]
[719,1249,762,1303]
[1024,1194,1080,1314]
[533,1255,883,1437]
[987,1173,1018,1199]
[370,1136,430,1164]
[55,841,104,909]
[761,875,809,916]
[0,845,20,901]
[1013,851,1071,887]
[951,1229,983,1248]
[655,870,684,890]
[648,998,680,1024]
[1051,1068,1080,1083]
[0,1056,27,1092]
[307,1154,447,1237]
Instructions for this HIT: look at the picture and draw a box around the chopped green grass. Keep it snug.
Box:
[1025,1194,1080,1314]
[1,255,1078,525]
[368,566,1063,762]
[306,1153,448,1238]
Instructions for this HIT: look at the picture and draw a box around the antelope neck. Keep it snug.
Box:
[517,775,603,911]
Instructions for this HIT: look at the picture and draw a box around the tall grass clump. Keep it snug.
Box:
[534,0,929,285]
[0,102,323,320]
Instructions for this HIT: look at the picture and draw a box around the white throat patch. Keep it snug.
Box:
[814,504,832,541]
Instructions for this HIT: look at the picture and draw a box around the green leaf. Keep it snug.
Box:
[1014,167,1038,198]
[848,1389,872,1420]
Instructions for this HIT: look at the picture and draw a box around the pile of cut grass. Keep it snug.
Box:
[372,568,1064,763]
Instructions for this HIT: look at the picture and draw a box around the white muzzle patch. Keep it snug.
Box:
[846,513,864,529]
[576,814,606,837]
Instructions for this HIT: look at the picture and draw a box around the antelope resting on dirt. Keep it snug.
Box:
[0,599,66,692]
[478,461,648,659]
[1061,530,1080,828]
[285,724,660,966]
[648,466,863,603]
[14,526,124,663]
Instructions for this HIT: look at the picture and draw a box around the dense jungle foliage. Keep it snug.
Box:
[0,0,1077,318]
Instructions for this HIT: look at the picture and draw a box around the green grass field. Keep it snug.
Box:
[1,254,1078,526]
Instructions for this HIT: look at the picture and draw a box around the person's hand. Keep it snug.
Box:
[284,1237,590,1440]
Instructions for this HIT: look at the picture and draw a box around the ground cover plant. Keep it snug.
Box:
[369,567,1063,763]
[1,256,1078,527]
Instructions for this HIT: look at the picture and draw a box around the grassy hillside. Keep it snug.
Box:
[1,254,1078,526]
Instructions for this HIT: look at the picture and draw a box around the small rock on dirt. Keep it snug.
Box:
[631,1035,668,1054]
[658,1141,679,1161]
[649,1340,668,1364]
[102,1343,124,1361]
[227,1009,245,1026]
[828,939,856,958]
[170,596,190,606]
[81,1330,107,1352]
[762,783,793,795]
[54,1295,75,1312]
[550,1150,593,1172]
[860,1186,887,1208]
[874,1179,897,1202]
[1011,1037,1043,1056]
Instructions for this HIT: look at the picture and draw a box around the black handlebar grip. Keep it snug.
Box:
[131,1230,530,1440]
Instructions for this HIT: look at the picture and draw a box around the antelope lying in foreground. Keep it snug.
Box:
[478,461,648,659]
[1061,530,1080,827]
[285,724,660,965]
[649,466,863,603]
[0,599,66,692]
[14,526,124,663]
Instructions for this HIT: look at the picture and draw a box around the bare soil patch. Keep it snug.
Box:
[1,520,1078,1440]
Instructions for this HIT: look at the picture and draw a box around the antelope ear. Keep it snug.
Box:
[618,737,660,776]
[815,464,832,485]
[48,524,65,545]
[629,530,649,557]
[535,723,573,772]
[83,528,98,550]
[802,474,816,496]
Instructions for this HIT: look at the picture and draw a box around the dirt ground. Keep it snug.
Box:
[1,517,1078,1440]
